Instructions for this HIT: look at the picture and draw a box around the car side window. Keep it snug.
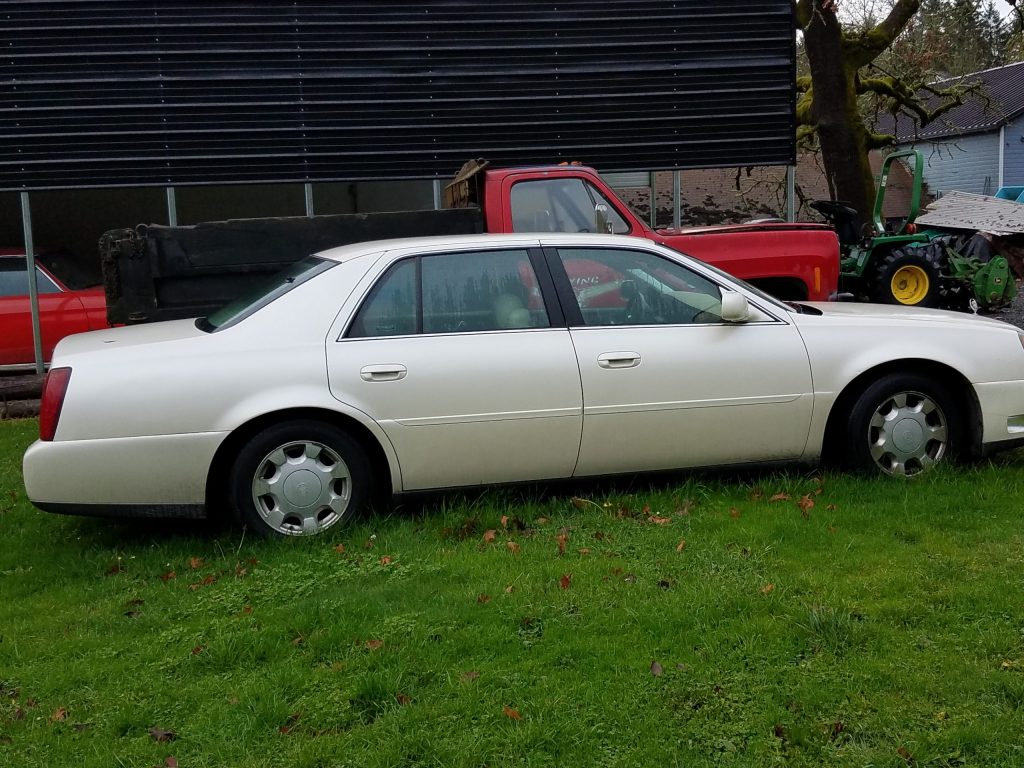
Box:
[347,249,549,338]
[556,247,725,326]
[511,179,630,234]
[0,262,61,297]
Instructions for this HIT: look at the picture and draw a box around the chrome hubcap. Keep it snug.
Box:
[251,440,352,535]
[868,391,948,476]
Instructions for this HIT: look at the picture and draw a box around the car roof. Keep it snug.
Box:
[313,232,661,263]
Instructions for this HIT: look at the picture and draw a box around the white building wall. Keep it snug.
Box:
[899,132,1001,196]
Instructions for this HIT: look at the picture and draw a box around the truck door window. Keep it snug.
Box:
[556,247,725,326]
[511,179,630,234]
[348,249,550,338]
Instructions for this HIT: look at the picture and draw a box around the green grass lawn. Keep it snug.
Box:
[3,418,1024,767]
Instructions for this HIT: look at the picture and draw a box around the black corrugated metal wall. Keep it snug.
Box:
[1,0,796,191]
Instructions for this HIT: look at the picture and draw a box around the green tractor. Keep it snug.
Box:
[810,149,1017,311]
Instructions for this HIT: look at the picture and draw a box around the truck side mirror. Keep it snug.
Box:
[595,204,614,234]
[720,291,750,323]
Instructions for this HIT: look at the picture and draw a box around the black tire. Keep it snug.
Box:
[842,373,961,476]
[871,245,943,307]
[228,420,372,537]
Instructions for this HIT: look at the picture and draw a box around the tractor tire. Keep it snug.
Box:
[871,245,943,307]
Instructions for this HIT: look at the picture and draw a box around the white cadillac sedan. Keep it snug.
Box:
[22,233,1024,537]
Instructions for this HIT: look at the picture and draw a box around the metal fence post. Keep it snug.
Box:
[166,187,178,226]
[20,191,44,375]
[304,183,315,217]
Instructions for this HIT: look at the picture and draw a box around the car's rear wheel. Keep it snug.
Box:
[228,420,371,537]
[844,373,960,476]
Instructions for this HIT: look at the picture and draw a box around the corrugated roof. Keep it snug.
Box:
[876,60,1024,142]
[0,0,797,191]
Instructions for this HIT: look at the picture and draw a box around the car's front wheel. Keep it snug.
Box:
[843,373,960,476]
[228,420,371,537]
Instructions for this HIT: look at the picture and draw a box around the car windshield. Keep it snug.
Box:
[197,255,336,332]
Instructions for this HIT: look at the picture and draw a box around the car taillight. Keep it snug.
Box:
[39,367,72,441]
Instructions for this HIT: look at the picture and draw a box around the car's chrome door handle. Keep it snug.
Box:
[597,352,641,369]
[360,364,408,382]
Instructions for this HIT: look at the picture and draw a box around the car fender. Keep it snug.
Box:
[214,385,404,493]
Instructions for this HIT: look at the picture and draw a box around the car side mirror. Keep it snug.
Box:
[720,291,750,323]
[595,204,614,234]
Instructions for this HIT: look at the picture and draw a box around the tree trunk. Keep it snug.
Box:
[802,2,876,222]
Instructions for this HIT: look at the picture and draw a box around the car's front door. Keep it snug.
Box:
[547,245,815,476]
[327,246,583,491]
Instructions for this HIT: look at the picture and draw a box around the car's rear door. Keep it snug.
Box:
[326,244,583,491]
[545,243,815,476]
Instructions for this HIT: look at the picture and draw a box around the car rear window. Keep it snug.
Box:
[197,256,336,332]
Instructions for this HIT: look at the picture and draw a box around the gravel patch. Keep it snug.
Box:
[985,283,1024,330]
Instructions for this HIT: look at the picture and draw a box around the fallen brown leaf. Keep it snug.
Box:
[191,645,205,655]
[500,515,509,529]
[365,639,383,651]
[476,593,491,604]
[504,584,515,593]
[334,543,346,554]
[503,705,522,720]
[578,548,591,556]
[648,515,671,525]
[571,497,601,511]
[761,583,775,595]
[506,541,521,555]
[535,517,550,525]
[50,707,67,723]
[897,746,913,764]
[797,494,815,518]
[676,539,687,552]
[188,557,204,570]
[769,493,791,502]
[556,532,568,555]
[148,726,177,742]
[650,660,663,677]
[165,758,179,768]
[559,573,572,590]
[160,571,176,581]
[729,507,741,518]
[395,693,412,705]
[379,555,392,566]
[482,529,497,544]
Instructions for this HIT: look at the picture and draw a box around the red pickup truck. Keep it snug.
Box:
[466,162,840,302]
[101,161,840,325]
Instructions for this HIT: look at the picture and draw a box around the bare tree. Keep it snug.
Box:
[795,0,973,217]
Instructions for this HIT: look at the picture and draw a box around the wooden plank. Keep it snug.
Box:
[917,191,1024,235]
